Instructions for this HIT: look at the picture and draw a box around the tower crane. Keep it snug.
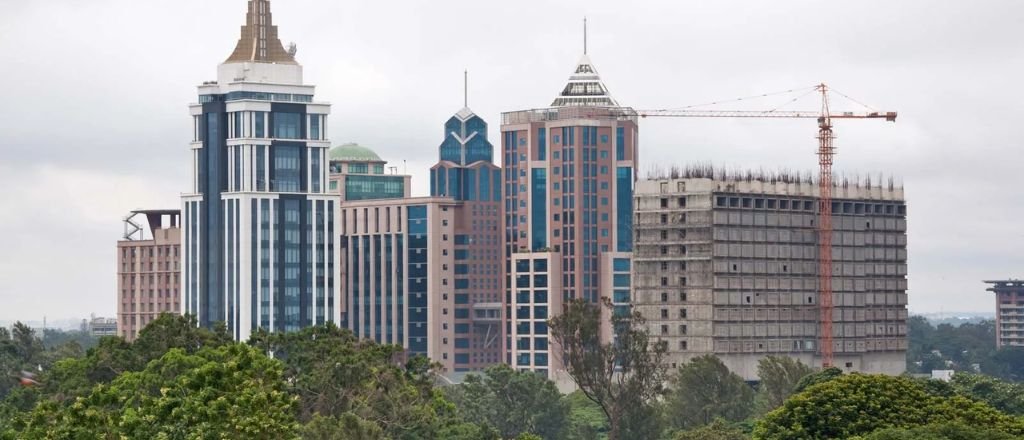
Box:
[636,84,896,367]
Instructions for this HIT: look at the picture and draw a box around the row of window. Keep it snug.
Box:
[715,196,907,217]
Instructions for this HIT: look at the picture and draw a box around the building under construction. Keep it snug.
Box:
[633,167,907,379]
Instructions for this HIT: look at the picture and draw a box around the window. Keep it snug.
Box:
[660,309,668,318]
[661,198,668,208]
[660,277,668,286]
[272,112,302,139]
[661,292,668,302]
[679,324,688,335]
[271,146,301,192]
[679,308,687,318]
[678,197,686,207]
[679,292,687,301]
[310,114,321,139]
[660,230,668,240]
[661,325,669,335]
[661,214,668,224]
[679,340,688,350]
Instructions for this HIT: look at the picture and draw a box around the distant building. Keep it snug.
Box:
[86,317,118,338]
[429,102,504,372]
[181,0,340,340]
[328,143,411,201]
[117,210,180,341]
[985,279,1024,348]
[501,46,638,378]
[337,196,461,373]
[633,171,908,379]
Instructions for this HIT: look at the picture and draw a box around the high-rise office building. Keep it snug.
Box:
[182,0,339,340]
[429,101,504,371]
[633,171,908,379]
[117,210,180,341]
[501,49,639,376]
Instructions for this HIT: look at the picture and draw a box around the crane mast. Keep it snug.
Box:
[637,84,895,368]
[816,84,835,367]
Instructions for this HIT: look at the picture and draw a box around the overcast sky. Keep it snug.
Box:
[1,0,1021,322]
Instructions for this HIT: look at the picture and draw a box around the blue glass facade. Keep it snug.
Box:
[616,167,633,252]
[344,175,405,201]
[185,91,335,339]
[407,205,429,355]
[531,168,547,250]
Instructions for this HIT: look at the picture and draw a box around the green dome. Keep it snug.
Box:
[330,143,383,162]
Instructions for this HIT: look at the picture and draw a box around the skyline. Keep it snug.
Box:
[2,0,1023,320]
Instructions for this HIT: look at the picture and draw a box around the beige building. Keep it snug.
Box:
[117,210,181,341]
[985,280,1024,348]
[633,171,908,379]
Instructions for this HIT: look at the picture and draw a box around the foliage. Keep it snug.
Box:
[249,323,458,439]
[38,313,229,403]
[906,316,1024,380]
[564,390,608,440]
[674,419,750,440]
[949,372,1024,415]
[446,363,569,439]
[666,355,754,430]
[436,421,502,440]
[854,422,1019,440]
[41,329,98,351]
[792,366,843,393]
[299,413,386,440]
[16,343,300,439]
[753,356,813,414]
[754,373,1024,440]
[549,298,668,440]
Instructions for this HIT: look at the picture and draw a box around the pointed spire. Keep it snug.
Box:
[551,19,618,107]
[584,17,588,55]
[464,69,468,108]
[225,0,297,64]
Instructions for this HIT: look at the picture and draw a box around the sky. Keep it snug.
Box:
[0,0,1021,321]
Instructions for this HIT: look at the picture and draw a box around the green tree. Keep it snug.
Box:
[754,356,813,413]
[447,364,569,439]
[674,419,749,440]
[249,324,456,439]
[792,366,842,393]
[16,343,300,439]
[856,422,1018,440]
[665,355,754,430]
[564,390,607,440]
[549,298,668,440]
[754,373,1024,440]
[949,372,1024,415]
[299,413,386,440]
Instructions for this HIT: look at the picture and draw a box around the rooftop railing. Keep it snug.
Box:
[501,106,638,125]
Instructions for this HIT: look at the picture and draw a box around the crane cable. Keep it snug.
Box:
[656,86,818,112]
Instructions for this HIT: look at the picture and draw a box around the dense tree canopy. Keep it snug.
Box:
[446,364,569,439]
[666,355,754,430]
[753,356,813,414]
[5,313,1024,440]
[15,344,299,439]
[754,373,1024,440]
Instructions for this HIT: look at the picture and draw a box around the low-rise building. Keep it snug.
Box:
[117,210,181,341]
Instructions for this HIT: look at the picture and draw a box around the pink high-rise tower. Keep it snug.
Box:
[501,44,639,377]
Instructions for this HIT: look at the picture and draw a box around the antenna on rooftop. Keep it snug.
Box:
[464,69,468,107]
[583,17,588,55]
